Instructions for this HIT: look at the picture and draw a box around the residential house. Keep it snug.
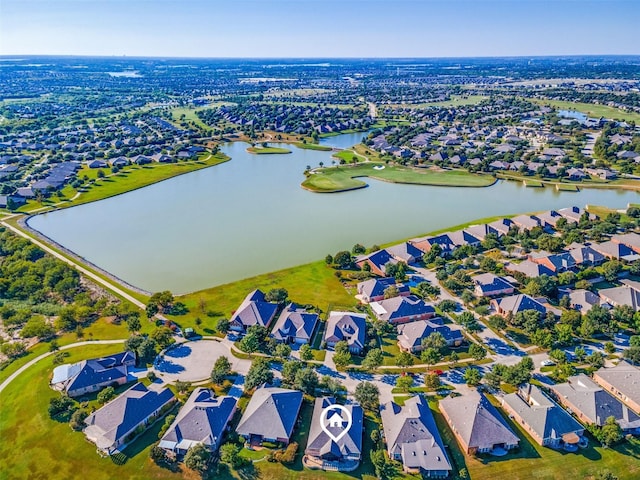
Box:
[550,374,640,434]
[593,361,640,415]
[355,249,397,276]
[397,319,464,353]
[501,385,585,449]
[411,231,481,256]
[270,304,319,344]
[487,218,515,236]
[472,273,515,297]
[380,396,452,477]
[464,224,498,241]
[536,210,564,229]
[236,387,303,446]
[557,206,595,223]
[439,391,519,455]
[491,294,548,318]
[567,289,604,314]
[158,389,236,456]
[612,233,640,255]
[357,277,410,303]
[599,283,640,310]
[51,351,135,397]
[566,245,605,267]
[304,397,364,471]
[370,295,436,325]
[324,312,367,354]
[511,214,542,231]
[505,260,555,278]
[229,289,279,333]
[529,251,576,273]
[591,241,640,262]
[84,383,176,455]
[386,242,423,264]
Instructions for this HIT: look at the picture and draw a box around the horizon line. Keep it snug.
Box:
[2,53,640,61]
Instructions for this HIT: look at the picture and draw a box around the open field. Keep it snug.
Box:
[532,99,640,123]
[167,260,356,332]
[302,163,496,192]
[0,344,189,480]
[386,95,489,109]
[18,153,229,213]
[246,146,292,154]
[293,142,333,151]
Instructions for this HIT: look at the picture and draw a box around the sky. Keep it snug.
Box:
[1,0,638,58]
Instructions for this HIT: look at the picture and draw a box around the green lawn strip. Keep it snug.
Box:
[531,99,640,123]
[170,106,213,130]
[246,146,292,154]
[302,163,494,192]
[19,153,229,213]
[167,261,356,333]
[293,142,333,151]
[466,393,640,480]
[0,343,188,480]
[387,94,489,109]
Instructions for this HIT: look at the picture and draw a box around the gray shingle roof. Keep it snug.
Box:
[594,361,640,412]
[380,396,452,474]
[270,304,319,342]
[502,385,583,442]
[230,289,279,331]
[324,312,367,351]
[236,387,303,442]
[551,374,640,429]
[84,383,175,451]
[439,391,519,451]
[397,319,463,350]
[370,295,435,322]
[305,397,363,460]
[159,388,236,452]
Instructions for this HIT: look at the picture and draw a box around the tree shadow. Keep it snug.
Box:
[236,462,262,480]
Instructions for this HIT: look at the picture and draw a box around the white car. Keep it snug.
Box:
[541,359,556,367]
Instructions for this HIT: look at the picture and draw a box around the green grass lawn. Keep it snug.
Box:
[293,142,333,151]
[19,153,229,212]
[533,99,640,123]
[0,343,191,480]
[246,146,292,154]
[302,163,495,192]
[388,94,489,109]
[167,261,356,332]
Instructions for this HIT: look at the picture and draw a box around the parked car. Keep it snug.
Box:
[541,359,556,367]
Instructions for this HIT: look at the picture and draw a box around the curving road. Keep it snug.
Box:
[0,339,125,395]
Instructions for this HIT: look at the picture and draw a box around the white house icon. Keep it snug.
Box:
[327,412,344,428]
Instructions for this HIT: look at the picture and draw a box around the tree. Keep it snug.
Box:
[97,386,116,404]
[468,343,487,361]
[184,443,211,472]
[421,347,441,367]
[395,351,414,370]
[333,340,352,368]
[602,260,622,282]
[383,285,399,299]
[599,416,623,447]
[175,380,191,394]
[422,332,446,352]
[239,325,266,354]
[211,356,231,384]
[275,343,292,359]
[245,357,274,390]
[69,408,88,431]
[395,375,414,392]
[624,346,640,364]
[549,349,568,364]
[216,318,230,334]
[363,348,383,370]
[424,372,441,389]
[325,254,333,265]
[299,343,313,361]
[20,317,55,339]
[150,327,174,349]
[149,443,167,463]
[334,251,352,269]
[352,243,366,254]
[265,288,288,304]
[354,381,379,410]
[220,443,243,468]
[126,314,141,333]
[438,300,458,312]
[370,449,398,480]
[294,367,319,394]
[483,370,502,390]
[464,368,482,386]
[587,351,605,369]
[137,337,158,362]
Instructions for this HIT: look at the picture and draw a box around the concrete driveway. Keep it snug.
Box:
[154,339,251,383]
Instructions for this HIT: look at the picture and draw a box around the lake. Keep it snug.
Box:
[28,138,639,294]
